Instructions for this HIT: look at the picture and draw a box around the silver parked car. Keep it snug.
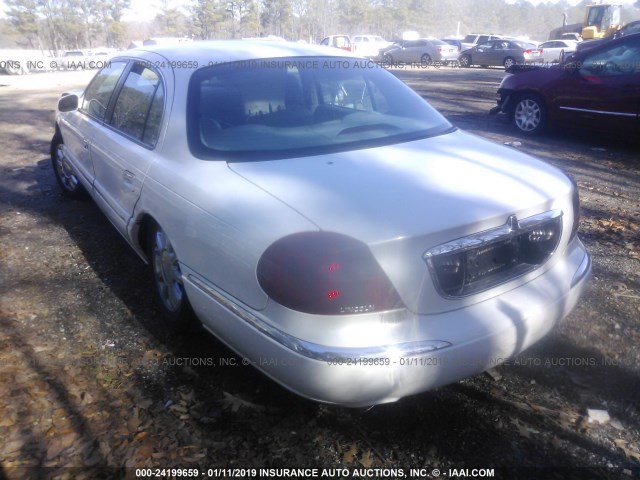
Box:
[459,39,542,69]
[383,38,459,65]
[51,41,590,406]
[537,40,578,63]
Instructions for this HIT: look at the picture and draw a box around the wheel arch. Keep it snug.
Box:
[130,212,159,263]
[51,123,62,157]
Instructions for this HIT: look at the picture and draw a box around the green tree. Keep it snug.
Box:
[103,0,132,47]
[37,0,62,53]
[336,0,369,33]
[154,8,190,37]
[56,0,87,49]
[5,0,40,48]
[261,0,292,38]
[191,0,225,39]
[238,0,260,38]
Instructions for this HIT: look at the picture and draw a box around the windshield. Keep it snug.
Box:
[187,57,452,161]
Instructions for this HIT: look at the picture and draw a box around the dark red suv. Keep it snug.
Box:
[490,33,640,135]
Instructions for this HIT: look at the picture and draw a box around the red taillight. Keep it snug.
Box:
[257,232,404,315]
[327,290,341,300]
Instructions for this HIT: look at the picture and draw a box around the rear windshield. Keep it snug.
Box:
[187,57,452,161]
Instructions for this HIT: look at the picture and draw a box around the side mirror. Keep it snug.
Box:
[58,93,79,112]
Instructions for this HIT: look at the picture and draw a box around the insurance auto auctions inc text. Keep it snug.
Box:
[211,467,495,478]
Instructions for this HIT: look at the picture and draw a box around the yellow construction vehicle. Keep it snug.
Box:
[549,3,622,40]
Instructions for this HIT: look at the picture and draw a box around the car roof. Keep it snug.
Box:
[127,40,356,64]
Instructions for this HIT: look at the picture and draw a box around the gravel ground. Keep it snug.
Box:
[0,68,639,480]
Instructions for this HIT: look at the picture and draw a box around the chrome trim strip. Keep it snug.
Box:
[187,274,452,362]
[559,106,637,118]
[424,209,563,258]
[424,210,564,299]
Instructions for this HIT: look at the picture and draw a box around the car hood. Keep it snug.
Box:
[501,63,566,88]
[228,129,571,246]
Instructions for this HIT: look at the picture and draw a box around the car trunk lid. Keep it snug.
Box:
[229,129,572,313]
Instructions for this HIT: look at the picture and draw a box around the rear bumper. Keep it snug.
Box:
[183,237,591,407]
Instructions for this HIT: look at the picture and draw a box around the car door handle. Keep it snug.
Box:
[123,170,136,192]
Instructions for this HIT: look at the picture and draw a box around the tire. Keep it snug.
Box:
[420,54,432,67]
[383,53,394,65]
[51,133,88,199]
[512,94,547,135]
[459,55,471,68]
[503,56,516,69]
[148,223,195,330]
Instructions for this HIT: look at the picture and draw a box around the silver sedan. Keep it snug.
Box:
[51,41,591,406]
[538,40,579,63]
[383,38,460,65]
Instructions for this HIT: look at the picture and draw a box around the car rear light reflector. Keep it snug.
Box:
[258,232,405,315]
[424,210,563,297]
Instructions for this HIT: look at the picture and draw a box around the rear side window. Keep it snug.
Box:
[110,62,164,146]
[81,61,127,120]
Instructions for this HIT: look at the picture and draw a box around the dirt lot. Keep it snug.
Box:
[0,67,639,479]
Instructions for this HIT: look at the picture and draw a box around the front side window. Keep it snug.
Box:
[110,62,164,145]
[187,57,452,161]
[579,37,640,76]
[621,22,640,36]
[81,61,127,120]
